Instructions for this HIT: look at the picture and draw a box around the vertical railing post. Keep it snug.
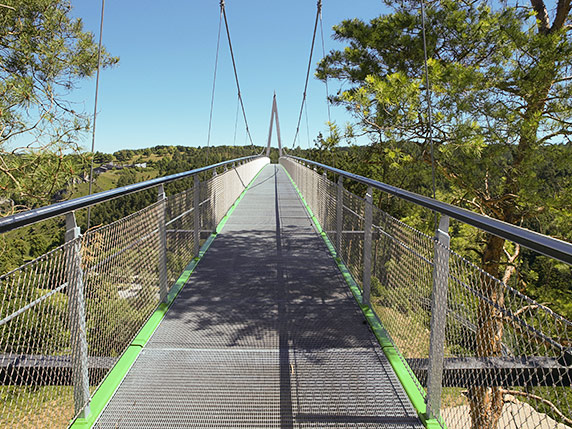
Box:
[362,186,373,306]
[157,185,168,302]
[300,162,304,194]
[302,163,305,191]
[300,163,304,198]
[336,176,343,255]
[65,212,90,419]
[295,161,300,188]
[222,166,228,215]
[426,214,450,420]
[223,164,229,216]
[306,164,310,208]
[292,159,297,186]
[193,175,200,257]
[312,166,318,215]
[322,171,328,230]
[233,163,237,205]
[212,169,218,227]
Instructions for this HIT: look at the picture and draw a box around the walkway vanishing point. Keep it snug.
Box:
[92,164,423,428]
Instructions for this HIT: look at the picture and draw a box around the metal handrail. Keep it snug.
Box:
[0,155,260,234]
[284,155,572,265]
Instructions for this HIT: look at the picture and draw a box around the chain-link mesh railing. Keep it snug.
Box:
[0,241,79,428]
[442,249,572,429]
[281,156,572,429]
[0,156,269,428]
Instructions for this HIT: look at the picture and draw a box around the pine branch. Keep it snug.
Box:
[503,389,572,425]
[552,0,572,33]
[530,0,551,34]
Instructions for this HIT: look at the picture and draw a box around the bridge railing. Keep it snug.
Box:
[0,155,269,428]
[281,155,572,429]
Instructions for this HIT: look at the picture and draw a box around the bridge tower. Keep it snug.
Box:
[266,93,283,157]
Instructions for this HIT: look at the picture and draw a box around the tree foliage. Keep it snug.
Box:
[317,1,572,427]
[318,0,572,235]
[0,0,117,211]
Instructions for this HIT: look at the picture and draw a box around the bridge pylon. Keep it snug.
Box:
[266,93,283,157]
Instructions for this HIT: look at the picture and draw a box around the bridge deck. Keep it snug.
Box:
[94,164,423,428]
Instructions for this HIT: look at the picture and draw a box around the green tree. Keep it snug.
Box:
[93,151,113,164]
[113,149,134,163]
[0,0,117,212]
[318,1,572,427]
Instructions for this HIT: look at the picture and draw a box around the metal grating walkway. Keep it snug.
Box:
[94,165,424,428]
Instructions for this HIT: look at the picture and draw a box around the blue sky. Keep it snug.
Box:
[69,0,389,154]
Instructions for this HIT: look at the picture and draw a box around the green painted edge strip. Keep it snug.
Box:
[280,164,442,429]
[70,161,269,429]
[68,346,140,429]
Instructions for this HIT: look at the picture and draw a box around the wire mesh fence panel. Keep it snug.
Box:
[371,207,435,397]
[441,248,572,429]
[210,172,225,227]
[340,188,366,290]
[0,204,167,428]
[319,173,338,244]
[200,177,215,244]
[213,166,233,225]
[303,167,321,220]
[281,158,335,248]
[83,202,164,376]
[166,187,196,283]
[0,242,77,428]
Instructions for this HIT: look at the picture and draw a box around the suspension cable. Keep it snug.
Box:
[206,3,224,163]
[292,0,321,148]
[221,0,255,148]
[232,95,240,146]
[86,0,106,231]
[318,2,331,124]
[421,0,436,202]
[304,103,311,148]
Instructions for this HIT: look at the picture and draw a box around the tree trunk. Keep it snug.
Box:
[466,4,570,423]
[469,233,506,429]
[467,62,553,427]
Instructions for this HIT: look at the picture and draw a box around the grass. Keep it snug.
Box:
[0,385,74,429]
[137,153,163,162]
[70,168,160,198]
[0,384,102,428]
[441,387,469,408]
[372,301,431,358]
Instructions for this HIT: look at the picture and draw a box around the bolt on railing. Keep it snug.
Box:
[280,155,572,429]
[0,156,269,428]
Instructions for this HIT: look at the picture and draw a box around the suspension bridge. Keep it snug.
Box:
[1,155,571,428]
[1,1,572,428]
